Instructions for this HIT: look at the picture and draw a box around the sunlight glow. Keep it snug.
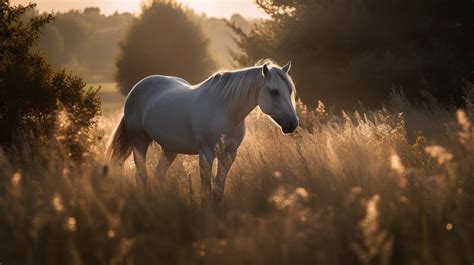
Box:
[12,0,142,14]
[11,0,266,18]
[179,0,266,18]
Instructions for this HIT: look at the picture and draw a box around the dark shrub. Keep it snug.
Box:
[0,1,101,159]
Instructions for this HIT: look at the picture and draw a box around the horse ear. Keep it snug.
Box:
[282,61,291,73]
[262,64,269,77]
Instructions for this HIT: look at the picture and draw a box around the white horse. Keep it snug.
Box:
[107,60,298,203]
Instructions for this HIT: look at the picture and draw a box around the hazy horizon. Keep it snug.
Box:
[10,0,268,18]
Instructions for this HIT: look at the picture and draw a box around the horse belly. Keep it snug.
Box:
[144,101,199,155]
[156,129,198,155]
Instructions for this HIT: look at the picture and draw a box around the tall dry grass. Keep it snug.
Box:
[0,91,473,265]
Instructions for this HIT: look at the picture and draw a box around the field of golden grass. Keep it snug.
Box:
[0,90,472,265]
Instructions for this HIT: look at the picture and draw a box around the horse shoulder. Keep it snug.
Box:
[228,120,246,150]
[191,104,246,152]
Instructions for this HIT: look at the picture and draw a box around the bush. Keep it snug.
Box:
[116,0,216,95]
[0,1,101,159]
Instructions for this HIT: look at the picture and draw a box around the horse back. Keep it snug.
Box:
[123,76,190,130]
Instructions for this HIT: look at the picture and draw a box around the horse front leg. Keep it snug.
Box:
[213,150,236,204]
[155,149,177,181]
[199,149,215,205]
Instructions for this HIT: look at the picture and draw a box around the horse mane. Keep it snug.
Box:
[196,60,281,103]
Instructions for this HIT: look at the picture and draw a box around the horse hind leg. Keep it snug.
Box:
[155,148,177,181]
[131,136,151,189]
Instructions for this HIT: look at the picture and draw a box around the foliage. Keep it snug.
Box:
[115,0,216,95]
[0,1,101,159]
[232,0,474,108]
[0,87,473,264]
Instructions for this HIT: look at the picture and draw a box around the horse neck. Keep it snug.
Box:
[224,68,263,123]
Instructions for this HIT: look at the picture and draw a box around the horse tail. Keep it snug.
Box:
[107,115,132,164]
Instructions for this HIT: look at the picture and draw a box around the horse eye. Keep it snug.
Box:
[270,89,279,96]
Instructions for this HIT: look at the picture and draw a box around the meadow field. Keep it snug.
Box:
[0,86,472,265]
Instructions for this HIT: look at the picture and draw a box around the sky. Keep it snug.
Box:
[11,0,267,18]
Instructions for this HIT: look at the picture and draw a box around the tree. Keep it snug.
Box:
[116,0,216,95]
[0,1,101,159]
[232,0,474,108]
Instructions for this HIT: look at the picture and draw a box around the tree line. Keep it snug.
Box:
[35,5,252,85]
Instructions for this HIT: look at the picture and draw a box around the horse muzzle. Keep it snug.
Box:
[282,119,298,134]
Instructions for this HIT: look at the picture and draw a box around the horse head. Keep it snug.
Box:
[258,61,299,134]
